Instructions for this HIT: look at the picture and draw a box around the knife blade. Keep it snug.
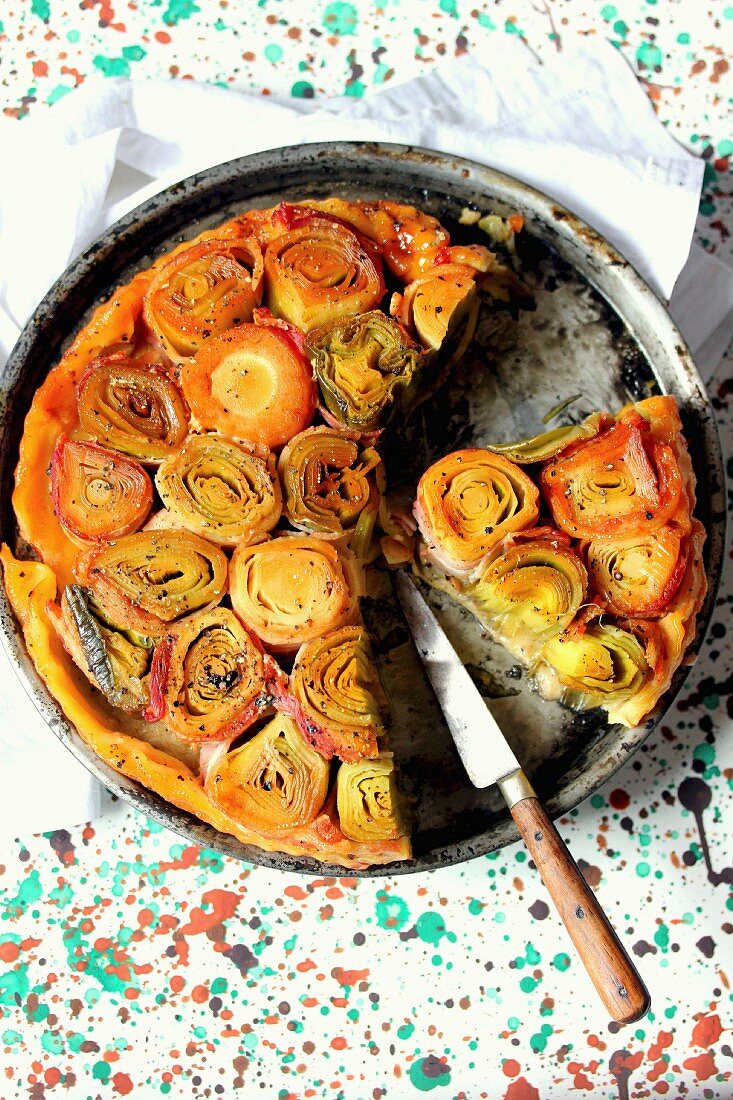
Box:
[394,569,521,790]
[394,570,650,1025]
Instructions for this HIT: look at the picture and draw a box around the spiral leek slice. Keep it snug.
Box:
[468,534,587,659]
[147,607,269,742]
[180,316,316,449]
[48,584,153,713]
[204,713,330,835]
[391,263,477,352]
[78,354,189,462]
[541,415,683,540]
[229,536,360,653]
[585,525,688,618]
[143,235,263,356]
[415,449,540,576]
[77,529,227,635]
[308,310,421,432]
[540,618,649,710]
[144,236,264,358]
[264,216,385,332]
[278,426,381,537]
[51,435,152,542]
[336,753,406,843]
[290,625,386,762]
[155,433,281,548]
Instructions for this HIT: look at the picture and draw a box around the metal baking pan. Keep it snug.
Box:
[0,142,723,875]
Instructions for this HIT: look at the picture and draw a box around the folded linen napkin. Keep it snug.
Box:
[0,37,730,839]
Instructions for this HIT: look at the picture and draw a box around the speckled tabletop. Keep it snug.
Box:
[1,4,732,1099]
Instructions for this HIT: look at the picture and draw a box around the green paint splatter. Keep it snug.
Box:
[3,870,42,919]
[376,892,410,930]
[398,1022,415,1040]
[477,12,495,29]
[122,45,146,62]
[468,899,483,915]
[600,3,617,18]
[92,1060,111,1082]
[552,952,571,972]
[439,0,457,14]
[31,0,50,20]
[1,1030,23,1046]
[41,1031,64,1055]
[93,56,131,78]
[590,794,604,809]
[519,975,539,993]
[265,44,283,62]
[654,923,669,950]
[408,1055,452,1091]
[636,42,663,70]
[415,912,456,946]
[0,965,29,1007]
[636,861,650,877]
[323,2,358,36]
[163,0,200,25]
[530,1023,553,1052]
[291,80,314,99]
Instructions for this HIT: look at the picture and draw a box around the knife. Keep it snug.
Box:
[395,571,650,1024]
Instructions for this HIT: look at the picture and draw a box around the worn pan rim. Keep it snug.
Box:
[0,140,723,876]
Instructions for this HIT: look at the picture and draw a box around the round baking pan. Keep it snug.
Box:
[0,142,723,875]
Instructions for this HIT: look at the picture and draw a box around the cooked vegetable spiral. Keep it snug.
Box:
[540,617,649,710]
[51,435,152,541]
[415,449,540,576]
[336,753,406,843]
[147,607,268,742]
[204,713,330,835]
[144,235,264,358]
[229,536,361,653]
[77,529,228,635]
[290,625,386,762]
[391,263,477,351]
[264,216,385,332]
[278,426,381,536]
[541,413,683,540]
[48,584,153,714]
[468,533,587,659]
[77,354,189,462]
[308,310,420,432]
[155,433,281,548]
[585,525,687,618]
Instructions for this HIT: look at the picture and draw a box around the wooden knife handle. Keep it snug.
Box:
[511,795,650,1024]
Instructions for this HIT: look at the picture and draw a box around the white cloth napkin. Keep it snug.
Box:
[1,38,730,840]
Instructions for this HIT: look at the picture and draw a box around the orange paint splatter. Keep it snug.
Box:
[691,1013,723,1048]
[502,1059,521,1078]
[332,966,369,987]
[683,1051,718,1081]
[504,1077,540,1100]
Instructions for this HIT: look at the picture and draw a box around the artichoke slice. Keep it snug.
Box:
[307,310,421,432]
[264,216,385,332]
[204,713,330,835]
[51,434,153,542]
[336,753,407,843]
[585,524,688,618]
[76,529,228,636]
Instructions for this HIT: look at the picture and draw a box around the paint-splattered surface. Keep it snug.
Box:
[1,3,732,1098]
